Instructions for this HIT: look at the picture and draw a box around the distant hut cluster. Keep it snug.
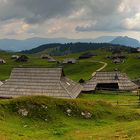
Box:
[82,72,138,92]
[11,54,28,62]
[41,54,56,62]
[79,52,96,59]
[0,59,6,64]
[107,53,126,64]
[63,58,77,64]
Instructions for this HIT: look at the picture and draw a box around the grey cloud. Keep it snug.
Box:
[0,0,77,24]
[0,0,139,33]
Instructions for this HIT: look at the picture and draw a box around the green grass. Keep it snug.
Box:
[0,52,103,81]
[0,50,140,81]
[0,96,140,140]
[0,49,140,140]
[80,92,139,105]
[63,61,102,81]
[57,50,140,79]
[103,53,140,79]
[0,53,59,80]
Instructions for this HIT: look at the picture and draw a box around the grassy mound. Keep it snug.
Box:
[0,96,139,121]
[0,96,140,140]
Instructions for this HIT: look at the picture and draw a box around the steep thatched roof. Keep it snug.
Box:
[0,68,82,98]
[0,81,3,86]
[82,72,138,91]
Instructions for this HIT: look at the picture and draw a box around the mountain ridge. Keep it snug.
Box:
[111,36,140,48]
[0,36,139,52]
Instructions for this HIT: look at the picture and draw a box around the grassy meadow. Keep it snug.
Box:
[0,96,140,140]
[0,49,140,140]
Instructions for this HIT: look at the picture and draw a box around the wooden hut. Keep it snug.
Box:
[11,55,19,59]
[41,54,56,62]
[41,54,51,59]
[0,68,82,98]
[137,48,140,53]
[79,52,95,59]
[0,59,6,64]
[112,58,123,64]
[111,53,126,59]
[63,58,77,64]
[48,58,57,62]
[16,55,28,62]
[82,72,138,91]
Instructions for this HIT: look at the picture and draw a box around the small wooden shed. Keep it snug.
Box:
[0,59,6,64]
[0,68,82,98]
[63,58,77,64]
[79,52,95,59]
[137,48,140,53]
[112,58,123,64]
[48,58,57,62]
[41,54,56,62]
[16,55,28,62]
[11,55,19,59]
[41,54,51,59]
[82,72,138,91]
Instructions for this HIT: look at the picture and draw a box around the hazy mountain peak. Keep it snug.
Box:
[110,36,140,48]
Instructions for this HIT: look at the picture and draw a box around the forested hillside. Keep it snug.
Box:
[22,43,138,56]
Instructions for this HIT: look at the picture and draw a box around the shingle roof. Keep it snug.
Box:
[0,68,82,98]
[63,58,77,64]
[82,72,138,91]
[0,81,3,86]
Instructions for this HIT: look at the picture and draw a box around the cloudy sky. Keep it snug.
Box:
[0,0,140,40]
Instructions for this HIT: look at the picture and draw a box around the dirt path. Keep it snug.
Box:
[91,61,108,76]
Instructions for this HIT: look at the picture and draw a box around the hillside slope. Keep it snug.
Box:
[0,36,116,51]
[0,96,140,140]
[111,36,140,48]
[22,43,132,56]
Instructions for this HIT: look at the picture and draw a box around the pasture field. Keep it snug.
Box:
[0,96,140,140]
[0,50,140,140]
[0,50,140,81]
